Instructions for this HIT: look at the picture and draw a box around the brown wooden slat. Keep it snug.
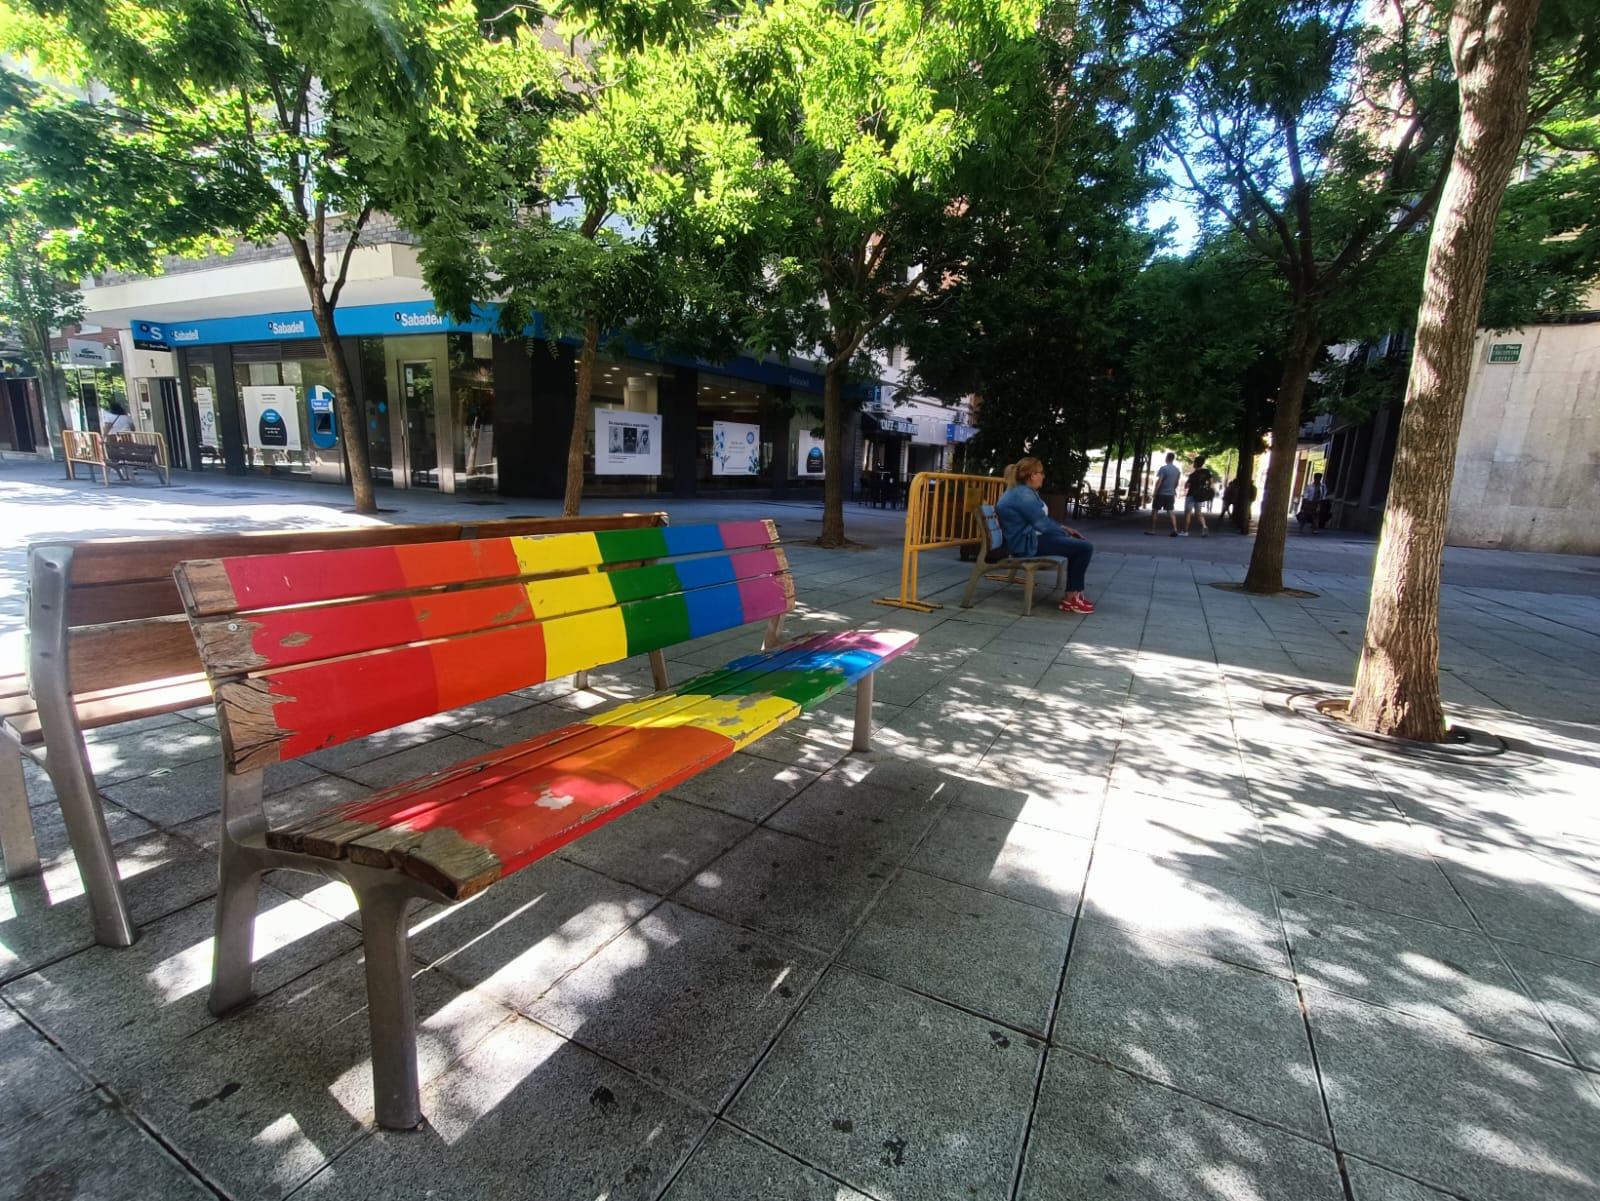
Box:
[66,578,189,625]
[67,617,205,695]
[52,512,668,586]
[2,675,212,745]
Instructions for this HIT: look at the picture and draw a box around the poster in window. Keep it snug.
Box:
[796,431,826,477]
[241,385,303,452]
[595,408,661,475]
[713,420,762,475]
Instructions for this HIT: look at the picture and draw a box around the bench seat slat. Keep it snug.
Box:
[3,676,213,745]
[266,632,872,859]
[271,629,915,900]
[265,630,915,895]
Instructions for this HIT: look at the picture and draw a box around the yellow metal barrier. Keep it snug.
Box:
[875,470,1007,612]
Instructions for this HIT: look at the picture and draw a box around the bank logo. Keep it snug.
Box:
[396,310,445,329]
[268,319,306,335]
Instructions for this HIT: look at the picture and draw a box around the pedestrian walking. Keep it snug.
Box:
[1146,451,1181,537]
[1298,472,1327,534]
[996,456,1096,614]
[1181,455,1217,537]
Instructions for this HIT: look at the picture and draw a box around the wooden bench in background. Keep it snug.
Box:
[959,503,1066,616]
[174,520,917,1130]
[0,513,668,949]
[60,429,172,485]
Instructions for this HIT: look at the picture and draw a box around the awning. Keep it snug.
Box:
[862,413,916,437]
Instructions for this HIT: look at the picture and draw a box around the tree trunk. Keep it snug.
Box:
[1242,310,1321,592]
[565,316,599,517]
[1348,0,1540,741]
[292,244,375,516]
[1233,444,1255,535]
[819,356,848,547]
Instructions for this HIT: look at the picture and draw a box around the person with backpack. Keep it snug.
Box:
[1181,455,1217,537]
[1146,451,1182,536]
[1298,471,1328,534]
[995,456,1096,614]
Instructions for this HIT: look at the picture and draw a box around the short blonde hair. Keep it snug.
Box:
[1014,456,1044,481]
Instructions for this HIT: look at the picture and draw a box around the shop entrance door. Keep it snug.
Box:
[400,360,440,488]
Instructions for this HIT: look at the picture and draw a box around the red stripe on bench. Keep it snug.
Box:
[241,583,536,670]
[348,724,736,897]
[221,539,526,609]
[265,623,548,760]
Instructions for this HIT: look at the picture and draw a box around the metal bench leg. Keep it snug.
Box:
[357,885,423,1130]
[0,738,40,878]
[209,770,268,1015]
[853,673,875,752]
[648,649,670,691]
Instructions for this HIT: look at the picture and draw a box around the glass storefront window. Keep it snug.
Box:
[582,356,672,493]
[696,373,768,489]
[358,338,393,484]
[239,356,338,478]
[186,360,225,469]
[448,333,496,492]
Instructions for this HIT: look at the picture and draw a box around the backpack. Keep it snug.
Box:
[1188,468,1215,502]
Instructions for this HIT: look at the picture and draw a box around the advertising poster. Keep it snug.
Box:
[242,385,303,452]
[713,420,762,476]
[797,432,826,477]
[595,408,661,475]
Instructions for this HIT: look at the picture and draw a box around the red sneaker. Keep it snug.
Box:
[1067,596,1095,614]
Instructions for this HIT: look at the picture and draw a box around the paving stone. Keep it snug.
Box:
[299,714,463,773]
[4,885,360,1077]
[1311,987,1600,1201]
[1096,789,1268,878]
[1055,921,1325,1139]
[85,721,221,786]
[462,701,586,749]
[298,1017,707,1201]
[113,948,512,1201]
[763,757,952,861]
[528,901,822,1108]
[1017,1050,1345,1201]
[911,804,1092,915]
[1,830,217,983]
[335,733,500,789]
[101,756,223,827]
[842,868,1071,1033]
[0,1092,214,1201]
[1280,889,1563,1056]
[729,968,1041,1201]
[0,999,91,1137]
[3,796,155,875]
[1344,1159,1465,1201]
[1431,849,1600,963]
[1261,815,1475,929]
[662,1122,873,1201]
[80,710,195,743]
[412,857,656,1011]
[556,797,755,896]
[1495,941,1600,1069]
[946,775,1106,841]
[1083,846,1289,975]
[674,828,893,955]
[662,754,821,823]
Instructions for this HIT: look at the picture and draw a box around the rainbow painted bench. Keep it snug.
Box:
[173,519,916,1130]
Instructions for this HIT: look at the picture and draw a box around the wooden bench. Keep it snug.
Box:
[959,503,1066,616]
[174,520,916,1130]
[0,513,669,950]
[104,431,172,485]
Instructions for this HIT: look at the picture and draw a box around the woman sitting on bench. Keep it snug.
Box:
[995,456,1096,614]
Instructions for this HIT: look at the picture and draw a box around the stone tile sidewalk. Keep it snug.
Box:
[2,472,1598,1200]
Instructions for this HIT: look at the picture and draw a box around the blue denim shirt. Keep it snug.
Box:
[994,484,1057,557]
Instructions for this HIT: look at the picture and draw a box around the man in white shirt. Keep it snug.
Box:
[101,402,134,434]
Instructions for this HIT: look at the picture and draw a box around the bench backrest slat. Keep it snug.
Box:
[191,547,788,674]
[177,521,792,773]
[180,519,776,617]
